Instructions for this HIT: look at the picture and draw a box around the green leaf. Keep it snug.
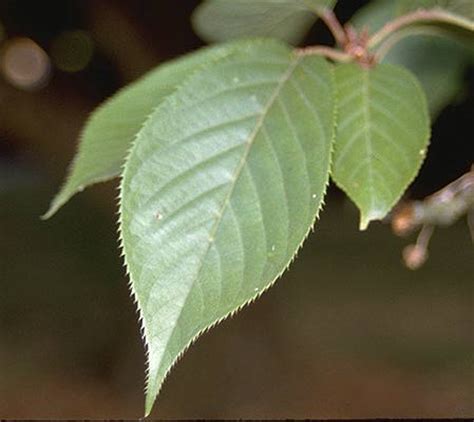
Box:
[366,0,474,45]
[192,0,336,45]
[332,63,430,230]
[350,0,398,34]
[351,0,400,33]
[383,35,472,117]
[43,43,245,219]
[119,40,335,415]
[397,0,474,40]
[397,0,474,20]
[352,0,473,117]
[352,0,474,34]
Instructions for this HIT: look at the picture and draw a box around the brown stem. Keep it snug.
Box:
[368,8,474,49]
[297,45,352,62]
[392,167,474,268]
[402,224,434,270]
[391,167,474,236]
[319,8,348,47]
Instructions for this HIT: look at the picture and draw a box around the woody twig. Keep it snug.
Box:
[390,166,474,269]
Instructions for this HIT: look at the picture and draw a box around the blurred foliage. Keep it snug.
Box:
[192,0,336,45]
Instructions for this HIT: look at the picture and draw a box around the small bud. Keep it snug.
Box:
[403,244,428,270]
[391,204,415,236]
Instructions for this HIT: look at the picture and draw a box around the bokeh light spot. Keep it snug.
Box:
[0,37,51,90]
[51,30,94,73]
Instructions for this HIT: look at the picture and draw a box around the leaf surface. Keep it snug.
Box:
[192,0,336,45]
[332,63,430,229]
[44,43,242,218]
[119,40,335,415]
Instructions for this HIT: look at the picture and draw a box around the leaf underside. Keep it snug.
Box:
[397,0,474,21]
[119,40,335,415]
[192,0,336,45]
[397,0,474,41]
[332,63,430,229]
[43,43,247,218]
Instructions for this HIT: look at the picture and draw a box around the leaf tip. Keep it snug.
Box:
[41,193,67,220]
[42,181,84,220]
[359,216,371,231]
[41,203,59,221]
[144,392,156,418]
[359,208,386,231]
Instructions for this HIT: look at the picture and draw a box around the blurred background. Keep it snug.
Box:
[0,0,472,418]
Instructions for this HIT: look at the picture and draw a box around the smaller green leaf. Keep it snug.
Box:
[43,43,244,219]
[192,0,336,45]
[333,63,430,229]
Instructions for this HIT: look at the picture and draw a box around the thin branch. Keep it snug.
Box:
[391,167,474,269]
[296,45,352,62]
[368,8,474,49]
[392,168,474,235]
[402,224,434,270]
[318,8,349,47]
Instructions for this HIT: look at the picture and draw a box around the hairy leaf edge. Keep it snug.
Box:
[115,39,285,404]
[331,63,431,230]
[118,44,336,416]
[42,43,247,220]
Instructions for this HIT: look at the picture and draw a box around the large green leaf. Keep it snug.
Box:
[119,40,335,415]
[332,63,430,229]
[43,43,244,219]
[192,0,336,45]
[352,0,473,117]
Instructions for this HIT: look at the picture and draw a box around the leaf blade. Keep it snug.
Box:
[43,43,246,219]
[192,0,336,45]
[332,63,430,229]
[119,40,335,415]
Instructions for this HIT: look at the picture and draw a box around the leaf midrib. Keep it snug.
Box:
[154,54,303,376]
[361,69,377,215]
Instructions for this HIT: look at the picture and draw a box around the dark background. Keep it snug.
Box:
[0,1,472,418]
